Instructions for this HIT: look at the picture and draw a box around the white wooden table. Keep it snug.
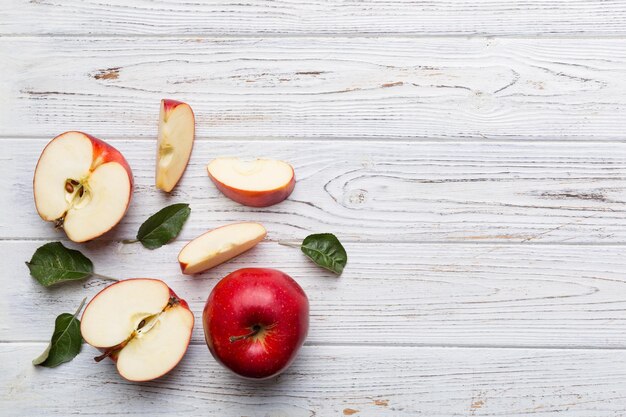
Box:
[2,1,626,416]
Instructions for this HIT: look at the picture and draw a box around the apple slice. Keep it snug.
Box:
[156,99,195,192]
[33,131,133,242]
[178,222,266,275]
[207,157,295,207]
[81,279,194,382]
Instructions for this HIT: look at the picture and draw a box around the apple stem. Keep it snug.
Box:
[94,339,128,362]
[229,324,262,343]
[53,218,64,229]
[278,241,301,249]
[91,273,119,282]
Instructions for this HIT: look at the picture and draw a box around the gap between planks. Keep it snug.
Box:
[4,340,626,351]
[3,136,626,144]
[4,33,626,40]
[6,237,626,246]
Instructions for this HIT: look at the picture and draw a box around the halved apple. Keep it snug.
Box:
[178,222,267,275]
[156,99,195,192]
[80,279,194,382]
[207,157,295,207]
[33,131,133,242]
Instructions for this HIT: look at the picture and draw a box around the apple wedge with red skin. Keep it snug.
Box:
[178,222,266,275]
[156,99,195,192]
[203,268,309,379]
[207,157,295,207]
[81,279,194,382]
[33,131,133,242]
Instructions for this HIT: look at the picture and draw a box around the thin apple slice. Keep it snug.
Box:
[33,131,133,242]
[207,157,295,207]
[156,99,195,192]
[80,279,194,382]
[178,222,266,275]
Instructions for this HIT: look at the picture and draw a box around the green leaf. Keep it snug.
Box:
[33,298,86,367]
[300,233,348,275]
[136,203,191,249]
[26,242,93,287]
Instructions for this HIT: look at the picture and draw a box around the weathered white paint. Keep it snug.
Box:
[2,0,626,36]
[2,344,626,416]
[2,37,626,140]
[6,240,626,348]
[3,139,624,242]
[3,1,626,415]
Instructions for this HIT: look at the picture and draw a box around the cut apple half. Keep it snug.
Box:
[156,99,195,192]
[81,279,194,382]
[207,157,295,207]
[33,131,133,242]
[178,222,267,275]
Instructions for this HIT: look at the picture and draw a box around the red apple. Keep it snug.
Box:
[207,157,295,207]
[33,131,133,242]
[203,268,309,379]
[156,99,195,192]
[81,279,194,382]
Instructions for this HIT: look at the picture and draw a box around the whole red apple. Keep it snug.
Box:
[203,268,309,379]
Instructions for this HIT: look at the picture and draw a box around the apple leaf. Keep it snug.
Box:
[26,242,94,287]
[136,203,191,249]
[300,233,348,275]
[33,298,86,367]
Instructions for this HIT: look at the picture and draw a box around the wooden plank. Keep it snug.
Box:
[2,343,626,416]
[7,240,626,348]
[2,139,625,243]
[2,0,626,36]
[3,37,626,140]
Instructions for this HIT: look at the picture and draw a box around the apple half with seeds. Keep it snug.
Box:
[33,131,133,242]
[156,99,195,192]
[207,157,295,207]
[178,222,266,275]
[80,279,194,382]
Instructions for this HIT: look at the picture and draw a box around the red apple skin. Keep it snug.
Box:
[208,169,296,207]
[33,131,134,233]
[203,268,309,379]
[85,132,134,190]
[81,278,193,368]
[162,98,186,114]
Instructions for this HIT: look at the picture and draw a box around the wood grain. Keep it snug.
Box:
[3,2,626,414]
[2,0,626,36]
[3,139,625,243]
[2,343,626,416]
[3,37,626,140]
[7,240,626,348]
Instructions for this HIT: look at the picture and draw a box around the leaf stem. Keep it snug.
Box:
[278,241,301,249]
[73,297,87,318]
[121,239,139,244]
[91,273,119,282]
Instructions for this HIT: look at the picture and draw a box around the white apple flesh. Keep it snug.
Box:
[156,99,195,192]
[207,158,295,207]
[33,131,133,242]
[81,279,194,382]
[178,222,267,275]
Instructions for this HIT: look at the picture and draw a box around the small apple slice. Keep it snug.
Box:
[33,131,133,242]
[207,157,295,207]
[156,99,195,192]
[178,222,266,275]
[80,279,194,382]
